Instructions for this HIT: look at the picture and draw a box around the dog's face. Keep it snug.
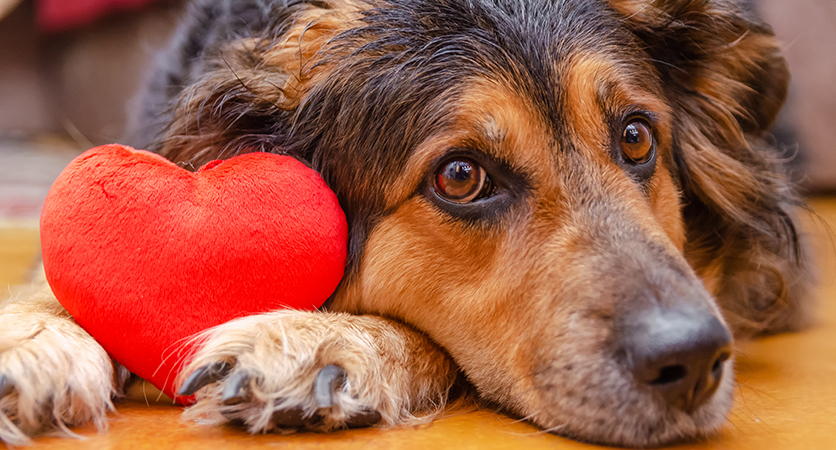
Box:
[338,73,734,444]
[319,1,737,444]
[160,0,792,445]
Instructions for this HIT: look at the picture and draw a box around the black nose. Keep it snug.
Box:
[623,306,732,412]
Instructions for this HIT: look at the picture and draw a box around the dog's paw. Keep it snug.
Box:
[0,306,118,445]
[177,311,435,434]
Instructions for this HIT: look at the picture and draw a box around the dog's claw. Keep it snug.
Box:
[178,361,232,396]
[221,371,251,405]
[314,364,347,408]
[346,407,382,429]
[0,374,12,398]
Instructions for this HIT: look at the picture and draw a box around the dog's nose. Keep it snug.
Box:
[624,306,732,412]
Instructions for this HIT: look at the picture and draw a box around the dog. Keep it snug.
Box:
[0,0,810,446]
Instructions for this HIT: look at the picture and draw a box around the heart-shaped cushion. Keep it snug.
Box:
[40,144,348,402]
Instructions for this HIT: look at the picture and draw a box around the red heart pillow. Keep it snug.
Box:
[40,144,348,402]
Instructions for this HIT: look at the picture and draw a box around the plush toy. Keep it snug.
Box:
[40,144,348,402]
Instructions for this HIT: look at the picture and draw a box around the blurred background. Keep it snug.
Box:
[0,0,833,223]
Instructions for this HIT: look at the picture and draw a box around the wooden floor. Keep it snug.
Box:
[1,200,835,449]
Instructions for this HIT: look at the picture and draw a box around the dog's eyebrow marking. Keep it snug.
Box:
[596,80,620,112]
[382,80,549,209]
[480,115,507,145]
[562,53,622,152]
[563,53,671,155]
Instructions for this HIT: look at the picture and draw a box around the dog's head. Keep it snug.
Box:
[159,0,798,445]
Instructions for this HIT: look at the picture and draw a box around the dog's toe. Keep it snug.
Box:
[345,407,382,428]
[220,370,251,405]
[178,362,232,397]
[311,365,380,428]
[271,406,310,428]
[183,361,381,432]
[314,364,347,408]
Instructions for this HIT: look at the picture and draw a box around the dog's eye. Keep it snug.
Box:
[434,158,492,203]
[621,118,654,164]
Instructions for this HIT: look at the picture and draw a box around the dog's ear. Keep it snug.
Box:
[608,0,792,218]
[156,0,364,165]
[610,0,789,132]
[610,0,808,335]
[610,0,793,227]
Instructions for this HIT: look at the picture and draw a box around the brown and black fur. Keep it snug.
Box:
[0,0,810,447]
[141,0,807,336]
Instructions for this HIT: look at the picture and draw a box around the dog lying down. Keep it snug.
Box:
[0,0,811,447]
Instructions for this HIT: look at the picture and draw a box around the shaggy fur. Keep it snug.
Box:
[0,0,809,447]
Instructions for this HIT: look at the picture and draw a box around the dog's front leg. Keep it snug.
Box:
[0,275,126,445]
[177,310,459,433]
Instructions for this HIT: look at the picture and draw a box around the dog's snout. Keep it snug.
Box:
[624,306,732,412]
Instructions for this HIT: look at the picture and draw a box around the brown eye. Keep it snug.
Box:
[434,158,490,203]
[621,119,654,164]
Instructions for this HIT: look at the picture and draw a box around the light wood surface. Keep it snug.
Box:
[1,200,835,449]
[0,224,39,290]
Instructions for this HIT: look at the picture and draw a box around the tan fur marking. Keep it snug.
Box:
[563,55,612,152]
[564,53,672,158]
[648,164,687,251]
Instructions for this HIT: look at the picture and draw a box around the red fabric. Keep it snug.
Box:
[37,0,160,33]
[40,145,348,402]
